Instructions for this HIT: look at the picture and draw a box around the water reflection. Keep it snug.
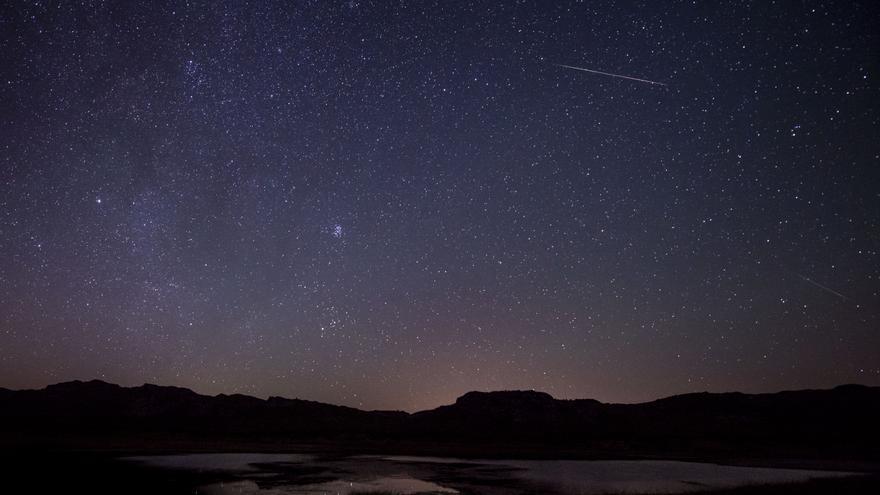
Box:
[384,456,855,494]
[200,477,458,494]
[127,453,313,472]
[125,453,854,494]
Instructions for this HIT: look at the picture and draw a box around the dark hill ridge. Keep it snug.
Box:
[2,381,879,459]
[0,379,406,437]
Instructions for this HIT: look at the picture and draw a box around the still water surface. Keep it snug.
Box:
[126,452,853,494]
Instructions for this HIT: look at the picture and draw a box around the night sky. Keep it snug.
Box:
[1,1,878,412]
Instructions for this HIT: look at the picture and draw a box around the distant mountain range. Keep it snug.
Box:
[2,381,879,459]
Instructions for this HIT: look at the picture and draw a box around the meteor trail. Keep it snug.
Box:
[557,64,667,86]
[798,274,849,301]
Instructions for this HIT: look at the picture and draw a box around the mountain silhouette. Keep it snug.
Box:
[2,381,878,459]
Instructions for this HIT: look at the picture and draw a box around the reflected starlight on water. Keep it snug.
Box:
[125,453,855,495]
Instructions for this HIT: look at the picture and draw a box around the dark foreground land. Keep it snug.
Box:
[2,381,879,493]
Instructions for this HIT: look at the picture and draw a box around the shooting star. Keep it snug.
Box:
[798,274,849,301]
[557,64,667,86]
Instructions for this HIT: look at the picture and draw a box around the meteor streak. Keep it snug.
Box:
[557,64,667,86]
[798,274,849,301]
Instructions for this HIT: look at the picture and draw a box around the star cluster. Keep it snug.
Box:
[1,1,878,411]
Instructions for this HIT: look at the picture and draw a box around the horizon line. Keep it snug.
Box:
[3,378,874,414]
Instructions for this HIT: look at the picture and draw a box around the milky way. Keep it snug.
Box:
[1,1,878,411]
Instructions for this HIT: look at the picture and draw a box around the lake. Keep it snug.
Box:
[125,452,856,494]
